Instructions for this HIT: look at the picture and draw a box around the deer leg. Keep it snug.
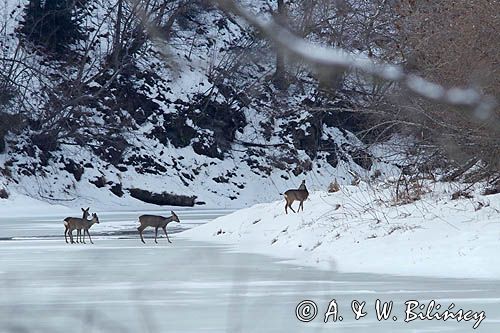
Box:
[162,227,171,243]
[64,226,68,243]
[288,201,296,214]
[82,229,86,244]
[86,230,94,244]
[299,200,304,212]
[138,226,146,244]
[154,227,159,244]
[69,229,74,244]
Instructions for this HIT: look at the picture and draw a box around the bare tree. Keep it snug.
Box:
[182,0,500,189]
[273,0,287,90]
[389,0,500,180]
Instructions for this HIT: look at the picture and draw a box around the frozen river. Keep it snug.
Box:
[0,209,499,332]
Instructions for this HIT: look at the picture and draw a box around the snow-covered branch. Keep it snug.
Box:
[215,0,497,119]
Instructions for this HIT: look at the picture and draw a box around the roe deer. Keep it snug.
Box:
[137,211,180,244]
[81,213,100,244]
[64,213,100,244]
[64,207,89,243]
[284,180,309,214]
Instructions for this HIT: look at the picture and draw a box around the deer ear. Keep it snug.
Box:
[81,208,84,212]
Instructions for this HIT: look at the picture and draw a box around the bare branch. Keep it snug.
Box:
[214,0,497,118]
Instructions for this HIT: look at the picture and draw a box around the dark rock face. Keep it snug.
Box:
[93,136,129,165]
[0,113,13,153]
[124,154,167,174]
[99,69,161,126]
[128,188,196,206]
[285,116,322,160]
[110,183,124,197]
[157,94,246,159]
[0,188,8,199]
[89,176,107,188]
[326,151,339,168]
[62,158,84,181]
[192,136,221,159]
[151,119,196,148]
[32,132,58,153]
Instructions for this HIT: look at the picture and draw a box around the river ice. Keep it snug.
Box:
[0,210,498,332]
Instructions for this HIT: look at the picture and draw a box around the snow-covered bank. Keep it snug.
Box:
[181,183,500,279]
[0,193,72,217]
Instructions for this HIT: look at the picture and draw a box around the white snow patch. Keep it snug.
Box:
[181,183,500,279]
[0,193,72,217]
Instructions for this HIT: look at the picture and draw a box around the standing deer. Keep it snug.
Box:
[137,211,180,244]
[81,213,100,244]
[64,207,89,243]
[64,212,100,244]
[284,180,309,214]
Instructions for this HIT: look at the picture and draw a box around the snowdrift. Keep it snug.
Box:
[182,183,500,279]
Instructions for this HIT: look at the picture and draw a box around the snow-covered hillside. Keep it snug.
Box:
[0,0,383,208]
[182,182,500,279]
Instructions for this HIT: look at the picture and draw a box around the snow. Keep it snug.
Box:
[181,183,500,279]
[1,0,396,211]
[0,193,72,217]
[3,123,388,210]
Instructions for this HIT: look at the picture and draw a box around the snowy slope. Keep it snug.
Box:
[181,182,500,279]
[0,0,385,208]
[0,192,72,217]
[4,135,397,210]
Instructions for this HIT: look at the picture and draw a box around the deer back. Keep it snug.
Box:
[139,214,167,227]
[284,188,309,201]
[64,217,86,229]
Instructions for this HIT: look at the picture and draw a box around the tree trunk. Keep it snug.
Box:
[273,0,287,90]
[113,0,123,69]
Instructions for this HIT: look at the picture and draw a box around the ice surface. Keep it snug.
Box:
[0,210,499,332]
[1,239,499,332]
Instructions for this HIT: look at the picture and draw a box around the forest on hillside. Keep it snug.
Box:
[0,0,498,204]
